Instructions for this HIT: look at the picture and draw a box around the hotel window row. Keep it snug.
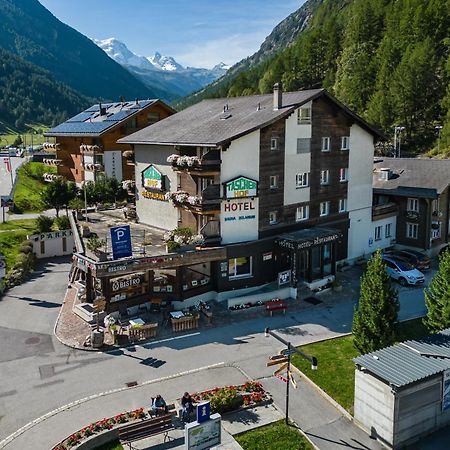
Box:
[321,136,350,152]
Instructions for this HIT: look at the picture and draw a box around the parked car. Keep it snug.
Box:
[383,249,430,271]
[382,255,425,286]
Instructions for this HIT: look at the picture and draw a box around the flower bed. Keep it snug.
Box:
[191,381,270,414]
[52,408,145,450]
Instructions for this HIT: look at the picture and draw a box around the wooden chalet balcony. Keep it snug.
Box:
[80,144,103,155]
[43,142,60,151]
[83,162,104,172]
[43,158,63,166]
[167,150,221,175]
[123,150,135,166]
[200,220,221,246]
[372,202,399,220]
[167,184,221,213]
[43,172,63,183]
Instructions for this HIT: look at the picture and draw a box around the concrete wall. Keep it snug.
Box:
[134,144,178,230]
[28,230,75,259]
[354,369,395,447]
[284,104,312,206]
[347,124,375,260]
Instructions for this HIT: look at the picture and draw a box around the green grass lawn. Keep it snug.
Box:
[0,219,36,232]
[1,125,49,147]
[13,162,55,213]
[0,219,36,270]
[235,420,314,450]
[291,318,429,414]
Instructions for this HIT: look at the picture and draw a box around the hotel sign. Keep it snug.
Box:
[142,165,164,191]
[276,232,341,251]
[224,176,258,199]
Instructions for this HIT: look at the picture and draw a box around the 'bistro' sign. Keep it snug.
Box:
[111,275,142,292]
[224,176,258,199]
[142,165,164,191]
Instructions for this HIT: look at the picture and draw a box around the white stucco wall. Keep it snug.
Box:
[369,217,397,253]
[220,131,260,244]
[284,105,312,206]
[104,150,123,181]
[347,123,375,260]
[29,230,75,259]
[134,144,178,230]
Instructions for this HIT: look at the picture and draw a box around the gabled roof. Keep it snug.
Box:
[373,157,450,196]
[118,89,383,147]
[354,329,450,389]
[45,99,173,137]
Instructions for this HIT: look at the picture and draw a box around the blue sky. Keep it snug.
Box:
[39,0,304,68]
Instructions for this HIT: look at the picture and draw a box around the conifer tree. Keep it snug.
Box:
[352,249,399,354]
[424,249,450,333]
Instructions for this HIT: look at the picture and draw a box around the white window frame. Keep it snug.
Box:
[339,167,348,182]
[228,257,253,280]
[406,222,418,239]
[321,137,331,152]
[375,225,382,241]
[407,198,419,212]
[320,201,329,217]
[269,175,278,189]
[297,107,311,124]
[270,137,278,150]
[296,205,309,222]
[339,198,347,213]
[341,136,350,150]
[320,170,330,186]
[385,223,392,238]
[295,172,309,188]
[269,211,278,225]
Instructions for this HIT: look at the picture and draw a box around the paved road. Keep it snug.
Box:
[0,257,430,442]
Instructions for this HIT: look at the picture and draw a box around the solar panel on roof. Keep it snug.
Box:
[105,110,134,122]
[67,112,94,123]
[50,121,112,134]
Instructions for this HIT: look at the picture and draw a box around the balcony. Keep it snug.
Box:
[200,220,221,246]
[83,163,104,172]
[372,202,398,220]
[43,158,63,166]
[123,150,135,166]
[166,184,221,213]
[43,173,63,183]
[167,150,220,174]
[43,142,60,151]
[80,144,103,155]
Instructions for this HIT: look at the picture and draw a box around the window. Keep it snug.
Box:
[406,222,418,239]
[228,257,253,279]
[339,198,347,213]
[269,211,278,225]
[269,175,278,189]
[62,237,67,253]
[321,137,331,152]
[297,107,311,124]
[339,168,348,182]
[320,170,330,186]
[124,117,138,130]
[40,241,45,255]
[296,205,309,222]
[297,138,311,154]
[295,172,309,188]
[341,136,350,150]
[147,112,160,124]
[270,137,278,150]
[375,225,382,241]
[385,223,392,238]
[320,201,330,217]
[407,198,419,212]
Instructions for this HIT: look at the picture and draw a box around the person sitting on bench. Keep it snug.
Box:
[181,392,194,422]
[151,394,168,416]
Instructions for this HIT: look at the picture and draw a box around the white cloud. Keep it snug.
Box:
[173,31,269,69]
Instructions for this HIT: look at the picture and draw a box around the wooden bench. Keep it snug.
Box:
[128,323,158,342]
[119,413,175,449]
[265,299,288,316]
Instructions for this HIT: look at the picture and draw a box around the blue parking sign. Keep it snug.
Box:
[110,225,132,260]
[196,401,211,423]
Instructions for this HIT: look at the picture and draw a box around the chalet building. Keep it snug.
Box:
[372,158,450,254]
[102,84,384,308]
[44,99,174,186]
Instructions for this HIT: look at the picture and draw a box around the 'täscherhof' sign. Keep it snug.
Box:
[224,176,258,199]
[142,165,164,191]
[110,225,132,260]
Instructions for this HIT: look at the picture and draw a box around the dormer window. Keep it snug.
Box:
[378,168,391,181]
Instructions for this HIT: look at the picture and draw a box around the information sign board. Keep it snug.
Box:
[196,401,210,424]
[185,413,221,450]
[110,225,132,260]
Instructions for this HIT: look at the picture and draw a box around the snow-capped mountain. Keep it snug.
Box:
[94,38,229,101]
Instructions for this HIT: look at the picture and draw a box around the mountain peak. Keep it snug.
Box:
[148,52,184,72]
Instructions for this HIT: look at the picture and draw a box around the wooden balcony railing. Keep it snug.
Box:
[372,202,398,219]
[167,149,220,173]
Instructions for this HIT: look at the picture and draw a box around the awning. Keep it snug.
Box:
[275,227,342,252]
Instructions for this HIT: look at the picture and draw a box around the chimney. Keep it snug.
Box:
[135,98,139,105]
[273,82,282,110]
[99,103,106,116]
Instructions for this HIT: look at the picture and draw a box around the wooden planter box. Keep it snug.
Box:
[171,315,199,332]
[128,323,158,342]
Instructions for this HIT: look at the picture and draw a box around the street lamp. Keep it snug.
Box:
[265,327,317,425]
[394,126,405,158]
[435,125,443,153]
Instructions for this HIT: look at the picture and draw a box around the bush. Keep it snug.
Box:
[166,240,181,252]
[35,215,54,233]
[202,386,242,414]
[4,251,35,288]
[55,215,70,230]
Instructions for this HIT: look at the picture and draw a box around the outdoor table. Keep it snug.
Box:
[129,317,145,326]
[170,311,184,319]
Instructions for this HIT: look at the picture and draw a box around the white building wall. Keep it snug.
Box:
[284,104,312,206]
[347,123,375,260]
[29,230,75,259]
[370,217,397,252]
[220,131,260,244]
[134,144,178,230]
[104,150,123,181]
